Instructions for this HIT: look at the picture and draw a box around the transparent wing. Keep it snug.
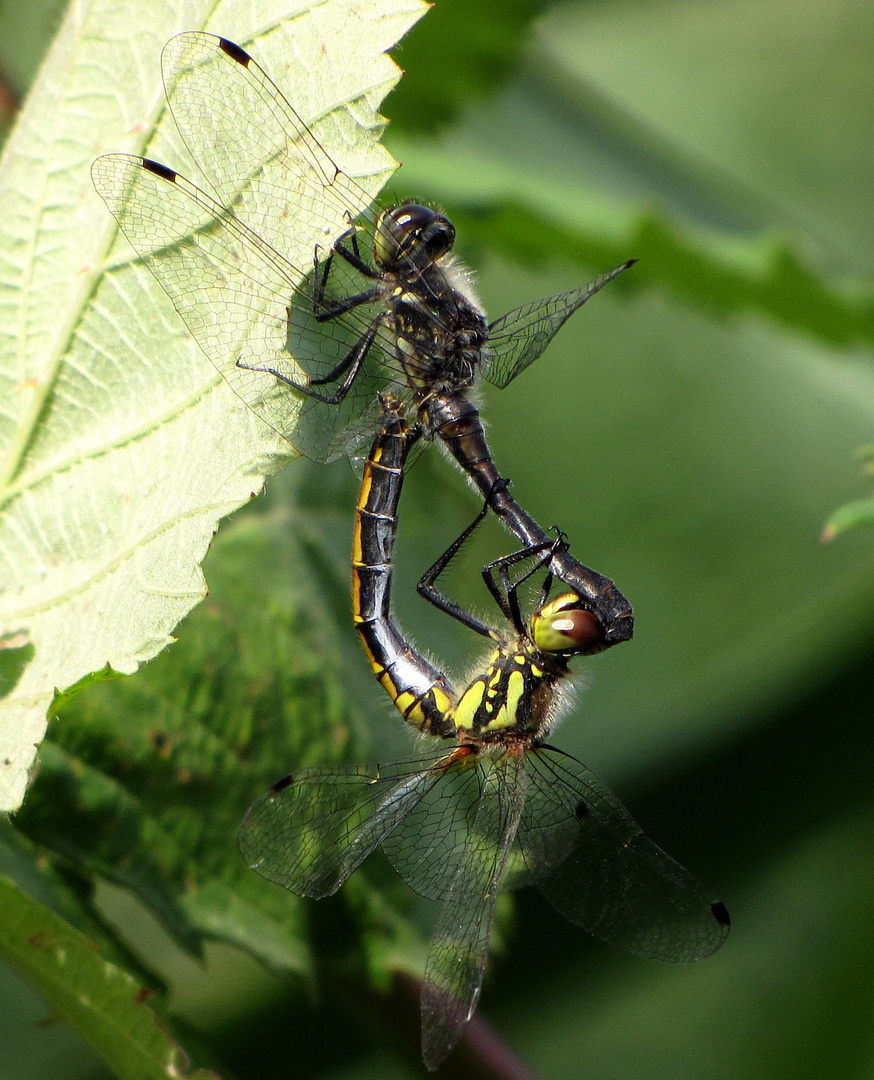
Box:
[93,33,434,462]
[161,33,389,279]
[420,751,527,1071]
[519,746,730,962]
[483,261,634,390]
[239,753,455,899]
[163,33,471,398]
[92,150,403,461]
[381,752,484,900]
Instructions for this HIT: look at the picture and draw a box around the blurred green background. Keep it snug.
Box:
[4,0,874,1078]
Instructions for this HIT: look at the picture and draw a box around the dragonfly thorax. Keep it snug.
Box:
[369,202,490,395]
[451,636,573,741]
[388,270,489,395]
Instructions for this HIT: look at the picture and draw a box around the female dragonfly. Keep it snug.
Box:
[239,396,729,1070]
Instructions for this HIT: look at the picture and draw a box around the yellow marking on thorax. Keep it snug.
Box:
[482,668,526,732]
[454,677,486,730]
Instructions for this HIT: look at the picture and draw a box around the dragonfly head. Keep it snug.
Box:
[375,203,456,273]
[529,594,602,657]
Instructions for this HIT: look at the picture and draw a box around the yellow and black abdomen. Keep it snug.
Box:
[352,402,457,738]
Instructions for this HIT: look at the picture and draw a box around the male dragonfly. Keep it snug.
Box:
[239,396,729,1070]
[92,32,634,646]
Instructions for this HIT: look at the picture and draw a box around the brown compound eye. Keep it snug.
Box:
[549,608,602,651]
[530,597,602,655]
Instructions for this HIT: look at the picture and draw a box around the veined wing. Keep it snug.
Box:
[381,748,483,900]
[162,34,475,383]
[483,261,635,390]
[420,750,527,1071]
[93,35,470,462]
[519,746,730,962]
[160,33,392,279]
[239,753,456,899]
[92,153,388,462]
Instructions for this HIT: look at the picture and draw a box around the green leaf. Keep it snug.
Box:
[15,483,428,985]
[0,630,34,701]
[0,875,220,1080]
[48,664,128,717]
[385,0,545,132]
[823,445,874,539]
[0,0,427,812]
[388,142,874,353]
[822,497,874,541]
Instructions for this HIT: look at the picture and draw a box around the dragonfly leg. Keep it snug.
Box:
[239,310,384,404]
[481,532,567,637]
[311,228,382,318]
[308,317,381,389]
[332,229,381,277]
[417,494,569,640]
[416,502,498,640]
[425,393,634,648]
[318,223,381,280]
[313,284,383,322]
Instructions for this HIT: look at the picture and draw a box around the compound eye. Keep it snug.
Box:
[374,204,455,269]
[420,213,455,261]
[531,600,602,655]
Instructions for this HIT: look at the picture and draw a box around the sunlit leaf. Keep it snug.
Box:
[0,0,425,812]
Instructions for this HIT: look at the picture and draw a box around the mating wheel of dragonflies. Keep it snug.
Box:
[92,31,635,643]
[240,396,730,1071]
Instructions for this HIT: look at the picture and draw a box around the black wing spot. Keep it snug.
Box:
[574,800,589,823]
[142,158,177,183]
[218,37,251,67]
[270,773,295,794]
[711,901,731,928]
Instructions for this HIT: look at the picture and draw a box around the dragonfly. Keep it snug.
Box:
[91,32,634,647]
[239,395,730,1071]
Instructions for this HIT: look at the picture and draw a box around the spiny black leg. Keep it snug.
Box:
[333,235,380,278]
[315,226,381,287]
[482,532,568,636]
[311,223,380,319]
[308,318,382,390]
[313,285,383,322]
[237,317,381,405]
[416,502,497,639]
[312,245,333,312]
